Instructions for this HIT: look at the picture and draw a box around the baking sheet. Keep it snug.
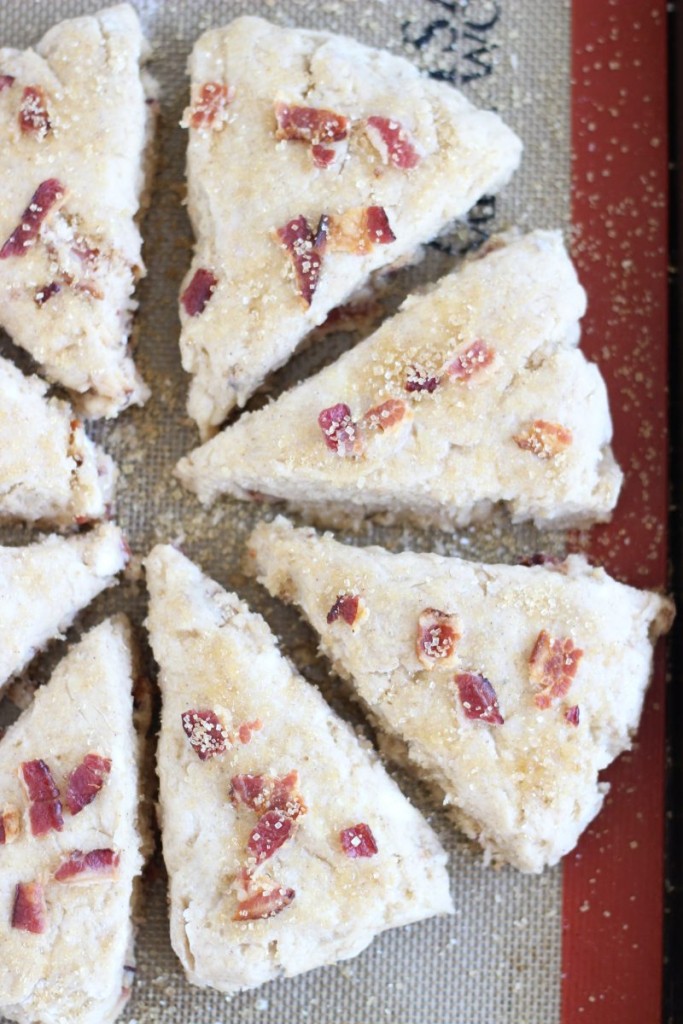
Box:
[0,2,637,1022]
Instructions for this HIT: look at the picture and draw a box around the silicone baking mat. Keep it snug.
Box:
[0,2,669,1023]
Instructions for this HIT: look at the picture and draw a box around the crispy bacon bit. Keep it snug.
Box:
[327,593,362,626]
[234,884,295,921]
[405,365,440,393]
[274,102,348,143]
[327,206,395,255]
[417,609,461,668]
[21,759,64,836]
[237,719,262,745]
[565,705,580,727]
[311,144,336,168]
[529,630,583,709]
[12,883,46,933]
[19,85,50,136]
[187,82,233,130]
[340,822,378,858]
[0,178,65,259]
[365,116,421,168]
[248,810,294,863]
[66,754,112,815]
[0,808,20,845]
[0,75,15,90]
[448,340,495,380]
[181,709,228,761]
[277,214,329,305]
[318,403,364,456]
[54,848,120,882]
[35,281,61,305]
[181,268,218,316]
[454,672,504,725]
[513,420,573,459]
[231,770,306,819]
[518,553,563,567]
[363,398,408,432]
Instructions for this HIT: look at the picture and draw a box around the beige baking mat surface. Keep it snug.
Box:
[0,1,571,1021]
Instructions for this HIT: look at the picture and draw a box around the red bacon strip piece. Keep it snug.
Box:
[234,884,295,921]
[21,759,64,836]
[0,178,65,259]
[248,810,294,864]
[565,705,580,727]
[65,753,112,815]
[405,365,440,393]
[454,672,504,725]
[365,116,421,169]
[327,593,362,626]
[448,340,495,380]
[35,281,61,305]
[277,214,328,305]
[513,420,573,460]
[416,609,461,668]
[318,402,364,456]
[311,144,336,168]
[19,85,50,136]
[327,206,395,255]
[12,882,46,933]
[362,398,408,433]
[55,848,120,882]
[236,719,262,745]
[274,102,348,143]
[181,268,218,316]
[231,770,306,819]
[0,75,15,90]
[529,630,583,709]
[181,709,228,761]
[188,82,233,129]
[340,822,378,858]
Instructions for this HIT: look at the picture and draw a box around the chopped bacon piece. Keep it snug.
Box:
[318,403,364,456]
[405,365,441,393]
[513,420,573,460]
[12,883,46,934]
[565,705,580,727]
[327,593,362,626]
[0,808,20,845]
[529,630,583,709]
[34,281,61,305]
[66,754,112,815]
[54,848,120,882]
[277,214,328,305]
[340,822,378,858]
[417,609,461,668]
[518,553,563,568]
[234,884,295,921]
[448,340,495,380]
[274,102,348,143]
[187,82,234,130]
[363,398,408,432]
[181,268,218,316]
[327,206,395,255]
[0,178,65,259]
[21,759,64,836]
[181,709,228,761]
[237,719,262,745]
[248,810,294,863]
[0,75,15,90]
[231,770,306,819]
[311,144,336,168]
[365,116,422,169]
[454,672,504,725]
[19,85,50,136]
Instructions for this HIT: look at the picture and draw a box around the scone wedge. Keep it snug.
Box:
[0,522,129,696]
[145,545,452,995]
[247,518,674,873]
[0,356,116,527]
[179,15,522,437]
[178,230,622,530]
[0,4,157,417]
[0,617,145,1024]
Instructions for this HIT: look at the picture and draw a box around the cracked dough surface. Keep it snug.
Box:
[178,230,622,530]
[247,517,674,873]
[180,15,521,437]
[146,544,452,995]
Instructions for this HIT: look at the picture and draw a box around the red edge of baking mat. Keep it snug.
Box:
[562,2,670,1022]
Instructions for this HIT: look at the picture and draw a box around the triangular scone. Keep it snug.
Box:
[0,523,129,696]
[0,4,157,417]
[247,518,674,873]
[179,16,522,437]
[145,545,452,994]
[0,356,116,526]
[0,617,144,1024]
[177,231,622,530]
